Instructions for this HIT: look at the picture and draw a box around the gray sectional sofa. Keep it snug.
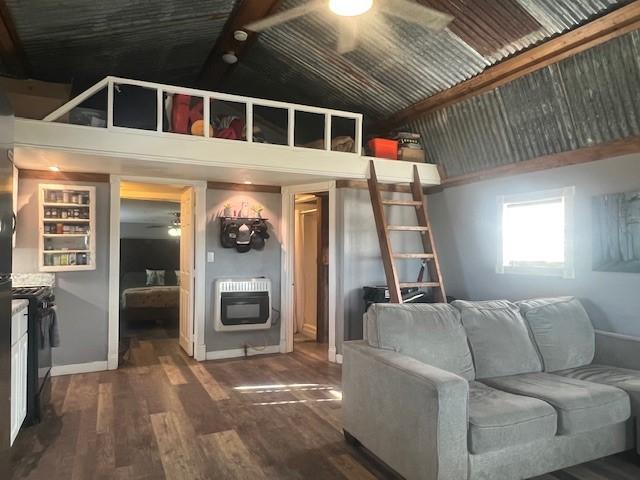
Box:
[342,297,640,480]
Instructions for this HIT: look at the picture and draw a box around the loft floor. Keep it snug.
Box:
[10,339,640,479]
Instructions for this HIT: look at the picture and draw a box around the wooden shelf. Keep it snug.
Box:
[43,233,90,237]
[40,264,94,272]
[43,249,90,254]
[43,202,90,207]
[43,218,90,223]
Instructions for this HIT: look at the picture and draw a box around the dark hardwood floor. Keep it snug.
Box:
[10,339,640,480]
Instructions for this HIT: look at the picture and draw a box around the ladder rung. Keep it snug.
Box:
[399,282,440,288]
[386,225,429,232]
[393,253,435,259]
[381,200,422,207]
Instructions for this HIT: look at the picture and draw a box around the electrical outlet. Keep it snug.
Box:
[207,251,215,263]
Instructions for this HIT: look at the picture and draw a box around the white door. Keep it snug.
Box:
[179,187,194,356]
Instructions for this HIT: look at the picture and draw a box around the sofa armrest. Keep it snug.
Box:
[594,330,640,370]
[342,341,468,480]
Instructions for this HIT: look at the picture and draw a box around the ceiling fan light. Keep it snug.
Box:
[329,0,373,17]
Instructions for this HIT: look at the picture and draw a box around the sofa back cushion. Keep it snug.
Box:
[366,303,475,380]
[452,300,542,379]
[516,297,594,372]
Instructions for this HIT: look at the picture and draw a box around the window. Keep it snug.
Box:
[497,187,574,278]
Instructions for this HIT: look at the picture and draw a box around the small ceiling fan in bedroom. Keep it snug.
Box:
[146,212,181,237]
[244,0,454,54]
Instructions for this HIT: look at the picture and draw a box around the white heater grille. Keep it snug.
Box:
[213,278,272,332]
[217,278,271,293]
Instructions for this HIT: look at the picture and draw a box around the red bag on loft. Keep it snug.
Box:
[171,94,191,134]
[172,95,207,135]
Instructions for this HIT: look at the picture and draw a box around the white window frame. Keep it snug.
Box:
[496,186,575,279]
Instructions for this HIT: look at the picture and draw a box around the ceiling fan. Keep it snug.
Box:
[244,0,454,54]
[146,212,181,237]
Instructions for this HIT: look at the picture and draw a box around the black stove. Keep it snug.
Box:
[12,285,55,425]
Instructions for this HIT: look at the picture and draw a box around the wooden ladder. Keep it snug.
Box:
[367,160,446,304]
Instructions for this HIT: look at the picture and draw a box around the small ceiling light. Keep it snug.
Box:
[329,0,373,17]
[222,52,238,64]
[168,226,181,237]
[233,30,249,42]
[243,180,253,185]
[48,166,60,172]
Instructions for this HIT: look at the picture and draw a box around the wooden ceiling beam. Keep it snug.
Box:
[197,0,283,89]
[0,0,28,77]
[380,1,640,129]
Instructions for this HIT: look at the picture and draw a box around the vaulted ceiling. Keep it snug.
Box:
[0,0,631,123]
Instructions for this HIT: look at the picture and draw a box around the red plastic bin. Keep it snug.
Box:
[368,138,398,160]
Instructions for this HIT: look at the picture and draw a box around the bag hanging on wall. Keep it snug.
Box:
[235,224,252,253]
[221,221,239,248]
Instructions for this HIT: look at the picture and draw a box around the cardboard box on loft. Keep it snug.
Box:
[399,147,426,163]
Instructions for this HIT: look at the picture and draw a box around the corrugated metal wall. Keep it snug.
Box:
[410,30,640,177]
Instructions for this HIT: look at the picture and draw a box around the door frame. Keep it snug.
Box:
[281,181,337,362]
[108,175,207,369]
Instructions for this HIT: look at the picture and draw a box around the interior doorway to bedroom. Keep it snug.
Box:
[118,181,194,364]
[293,192,329,354]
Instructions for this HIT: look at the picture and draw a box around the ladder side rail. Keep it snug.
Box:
[368,161,403,304]
[411,165,447,303]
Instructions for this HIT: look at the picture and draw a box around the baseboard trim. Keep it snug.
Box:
[328,346,337,363]
[336,354,343,365]
[205,344,281,361]
[107,353,119,370]
[194,343,207,362]
[51,360,108,377]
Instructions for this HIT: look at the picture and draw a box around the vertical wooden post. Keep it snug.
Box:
[324,114,332,151]
[245,102,253,143]
[203,96,211,138]
[288,108,295,148]
[156,88,163,133]
[106,78,114,129]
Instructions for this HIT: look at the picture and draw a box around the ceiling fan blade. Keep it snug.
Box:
[336,18,359,54]
[380,0,453,31]
[244,0,325,32]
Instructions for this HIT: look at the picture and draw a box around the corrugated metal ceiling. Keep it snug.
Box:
[5,0,238,85]
[226,0,627,117]
[409,30,640,177]
[2,0,630,123]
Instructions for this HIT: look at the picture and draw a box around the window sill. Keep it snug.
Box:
[496,264,575,279]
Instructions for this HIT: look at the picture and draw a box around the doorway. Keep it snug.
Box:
[293,192,329,349]
[108,177,206,369]
[117,181,195,363]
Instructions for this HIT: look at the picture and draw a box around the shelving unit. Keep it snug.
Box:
[38,184,96,272]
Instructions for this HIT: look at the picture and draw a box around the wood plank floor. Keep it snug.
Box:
[10,339,640,480]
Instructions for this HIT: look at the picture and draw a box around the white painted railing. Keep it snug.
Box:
[43,76,363,155]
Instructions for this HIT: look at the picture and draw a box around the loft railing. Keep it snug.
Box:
[43,76,363,156]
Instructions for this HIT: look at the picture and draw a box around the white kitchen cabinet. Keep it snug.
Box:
[10,306,28,446]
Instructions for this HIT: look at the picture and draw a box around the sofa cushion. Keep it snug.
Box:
[468,381,557,454]
[452,300,541,379]
[365,303,475,380]
[483,372,630,435]
[517,297,594,372]
[556,364,640,416]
